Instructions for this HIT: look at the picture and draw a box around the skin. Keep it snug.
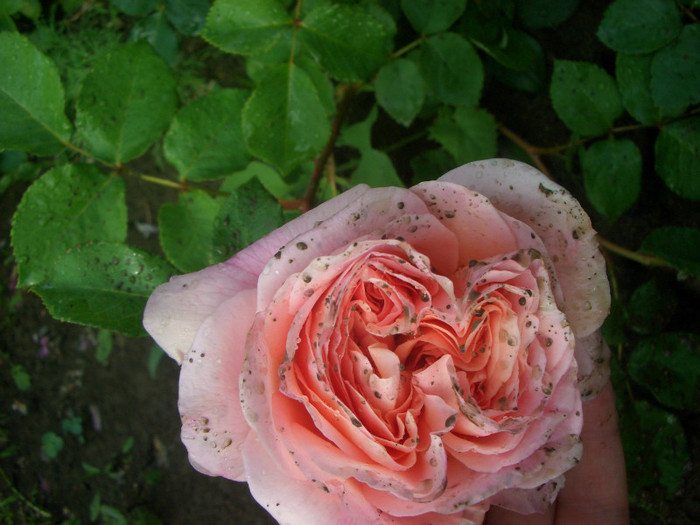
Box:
[485,382,630,525]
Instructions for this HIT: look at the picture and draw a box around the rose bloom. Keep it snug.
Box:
[144,159,610,524]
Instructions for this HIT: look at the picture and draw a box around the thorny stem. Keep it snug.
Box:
[292,81,362,213]
[0,465,52,519]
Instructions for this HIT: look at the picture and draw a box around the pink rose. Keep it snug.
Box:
[144,159,610,524]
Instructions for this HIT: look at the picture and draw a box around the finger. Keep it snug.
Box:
[484,502,555,525]
[554,381,629,525]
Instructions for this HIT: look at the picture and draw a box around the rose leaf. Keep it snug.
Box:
[650,24,700,111]
[428,106,497,165]
[597,0,681,54]
[615,52,685,125]
[163,0,210,36]
[32,242,174,337]
[212,178,285,262]
[164,89,251,181]
[11,164,127,288]
[639,226,700,278]
[401,0,466,35]
[0,32,72,156]
[219,161,292,200]
[129,11,179,66]
[75,41,177,165]
[419,32,483,107]
[581,137,641,223]
[629,333,700,412]
[299,4,389,82]
[159,189,221,273]
[201,0,292,56]
[242,63,330,175]
[550,59,623,136]
[375,59,425,127]
[626,279,677,335]
[654,117,700,200]
[515,0,579,29]
[110,0,158,17]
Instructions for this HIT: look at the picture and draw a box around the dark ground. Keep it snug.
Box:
[1,1,699,524]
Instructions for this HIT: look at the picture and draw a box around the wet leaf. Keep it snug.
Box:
[639,226,700,278]
[129,11,178,66]
[401,0,466,35]
[202,0,291,55]
[428,106,497,165]
[75,41,177,165]
[33,243,173,337]
[581,137,641,222]
[164,89,250,181]
[597,0,681,54]
[212,179,284,261]
[419,32,483,106]
[11,165,127,288]
[0,32,72,156]
[550,59,623,135]
[242,63,330,174]
[650,24,700,111]
[375,59,425,127]
[300,4,389,82]
[164,0,210,36]
[158,190,220,272]
[655,117,700,200]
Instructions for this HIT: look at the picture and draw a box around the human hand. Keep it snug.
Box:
[485,382,629,525]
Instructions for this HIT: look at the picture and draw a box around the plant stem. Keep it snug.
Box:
[301,81,361,212]
[0,466,51,519]
[391,36,426,60]
[497,123,553,179]
[597,235,671,268]
[138,173,229,197]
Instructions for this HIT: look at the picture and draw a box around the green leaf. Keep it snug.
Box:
[300,4,389,82]
[11,164,127,288]
[99,505,128,525]
[129,11,179,66]
[655,117,700,200]
[41,431,64,459]
[164,89,250,181]
[0,0,22,16]
[629,333,700,411]
[164,0,210,35]
[410,148,456,185]
[490,31,545,92]
[212,179,284,261]
[202,0,292,56]
[419,32,483,106]
[650,24,700,111]
[401,0,466,35]
[375,59,425,127]
[0,32,72,156]
[428,106,497,165]
[516,0,579,29]
[597,0,681,54]
[627,279,677,335]
[158,189,220,272]
[581,138,641,222]
[220,161,292,199]
[10,364,31,391]
[621,400,689,497]
[640,227,700,278]
[75,41,177,165]
[110,0,158,16]
[96,329,113,364]
[616,53,684,125]
[296,54,336,118]
[33,242,173,336]
[242,63,330,174]
[550,60,623,136]
[350,149,403,188]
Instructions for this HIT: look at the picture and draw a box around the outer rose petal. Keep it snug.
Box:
[143,184,370,363]
[439,159,611,398]
[178,289,256,480]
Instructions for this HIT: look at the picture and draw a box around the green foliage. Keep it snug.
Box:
[75,41,177,165]
[650,24,700,111]
[10,364,31,391]
[654,117,700,200]
[428,106,497,165]
[0,32,72,155]
[401,0,466,35]
[550,59,623,135]
[375,59,424,127]
[41,431,64,459]
[639,227,700,278]
[581,138,641,222]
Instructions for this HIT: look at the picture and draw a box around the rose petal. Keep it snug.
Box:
[439,159,610,397]
[242,433,356,525]
[178,289,256,480]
